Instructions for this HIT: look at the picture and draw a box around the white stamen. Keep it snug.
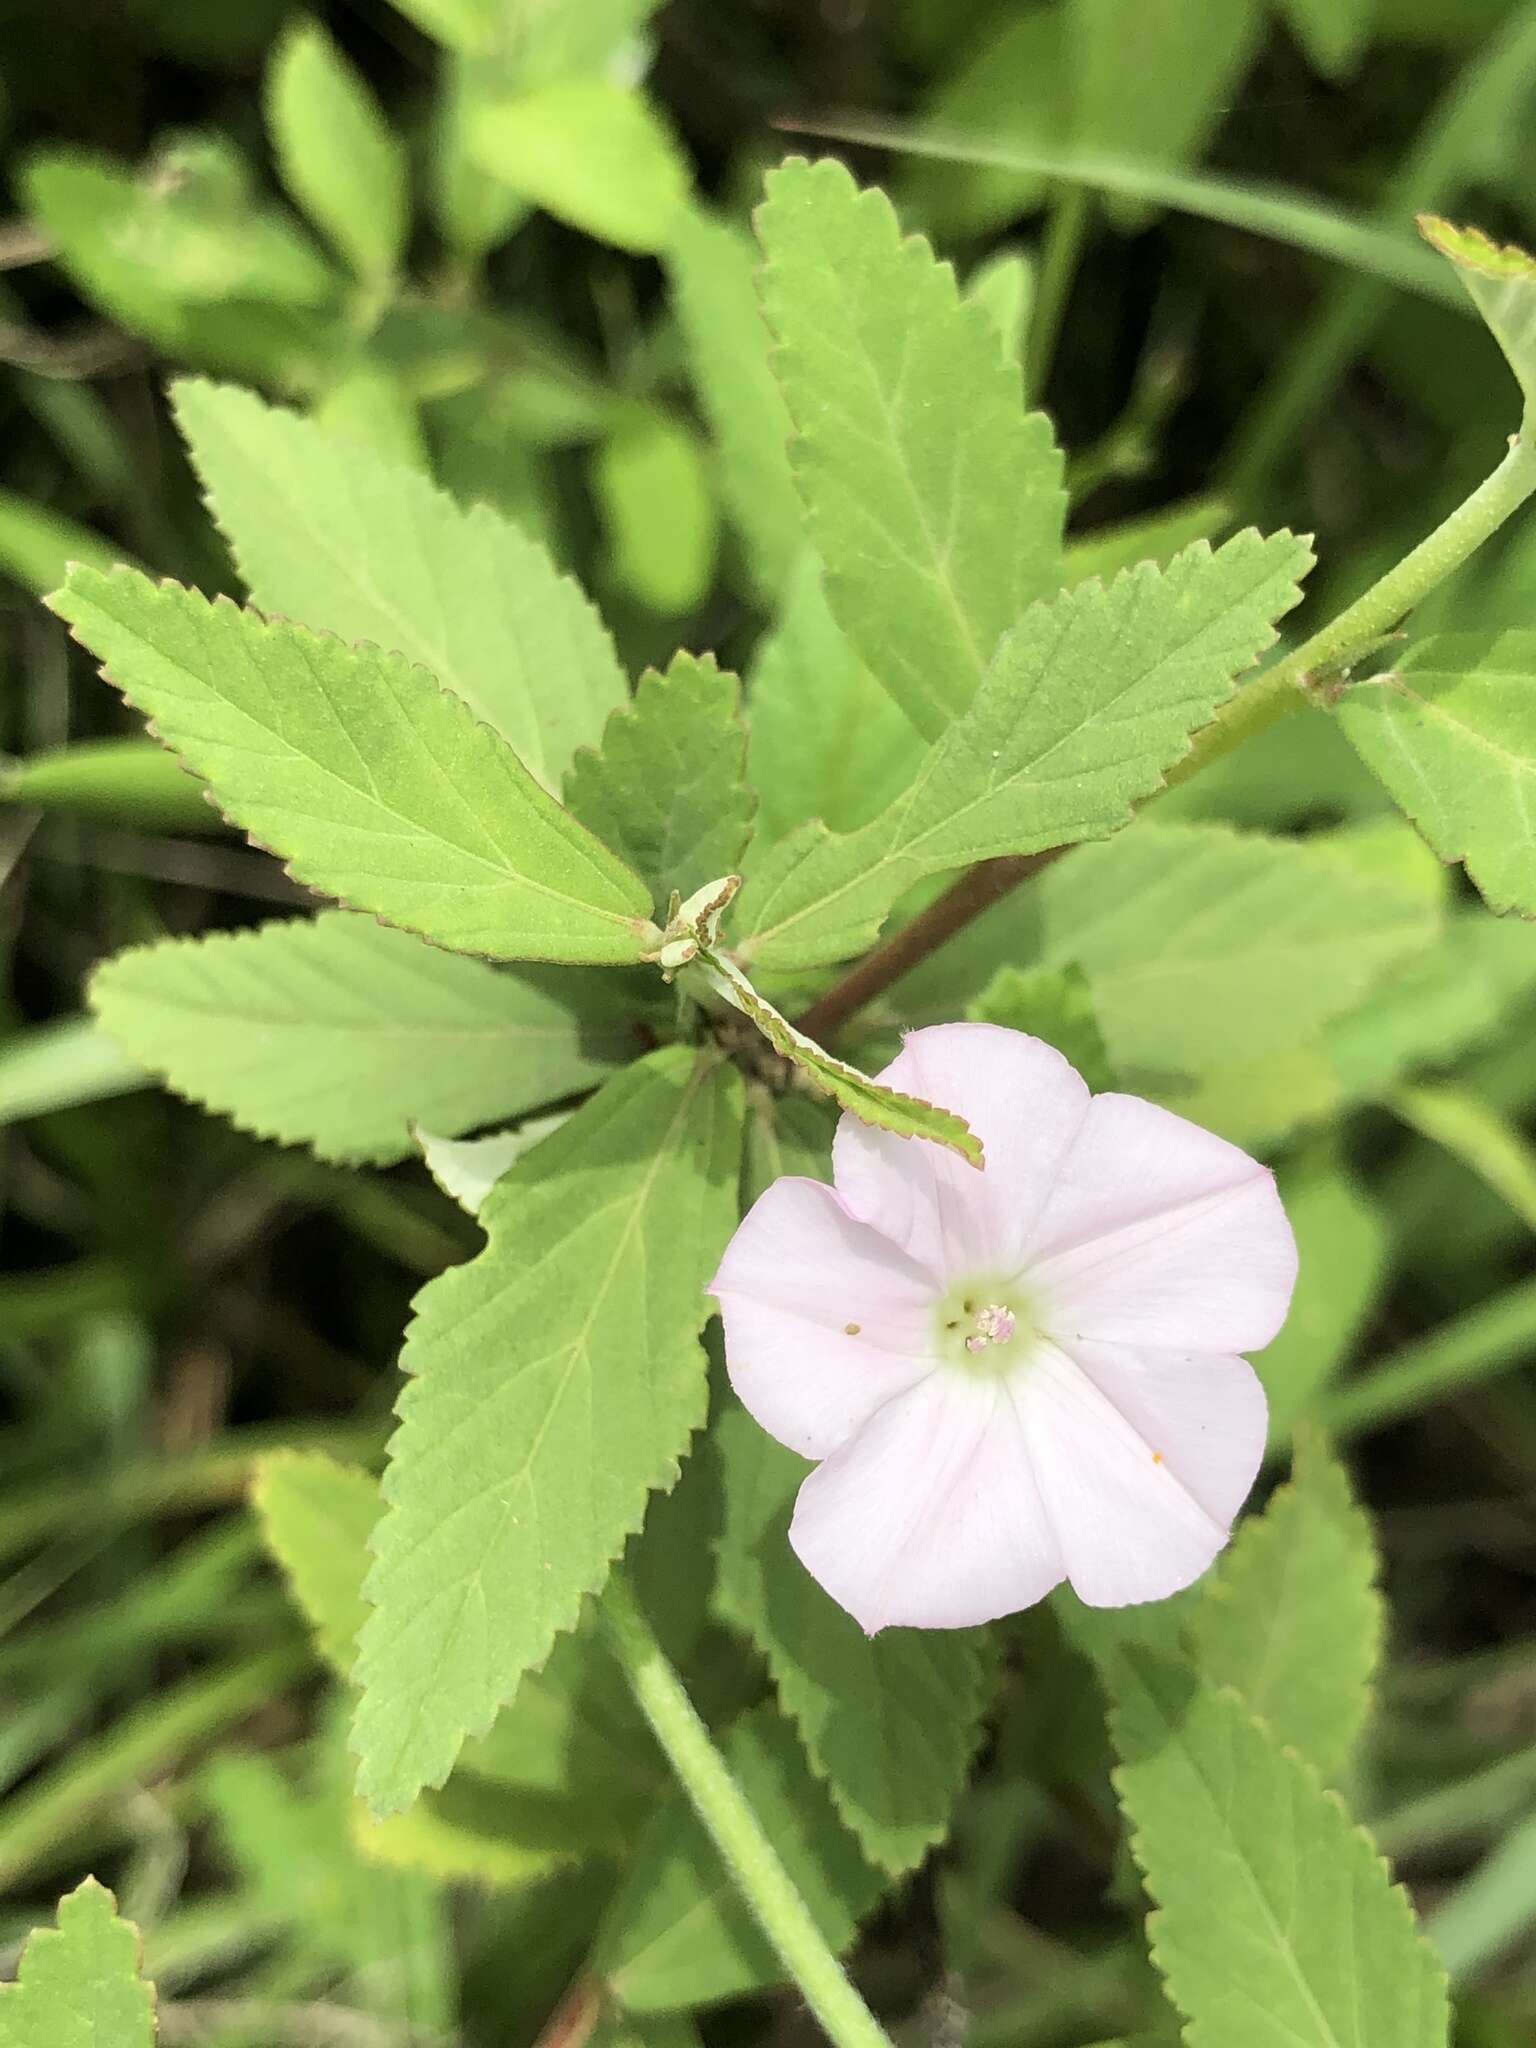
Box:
[965,1303,1017,1353]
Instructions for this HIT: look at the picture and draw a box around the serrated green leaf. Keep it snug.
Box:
[564,654,752,910]
[267,19,409,281]
[1064,492,1233,591]
[667,209,803,601]
[253,1451,663,1872]
[1053,1579,1200,1672]
[735,532,1312,973]
[695,948,981,1165]
[0,1878,155,2048]
[711,1405,989,1876]
[1420,216,1536,413]
[968,963,1112,1091]
[352,1048,742,1814]
[756,156,1065,741]
[251,1451,380,1676]
[417,1116,566,1216]
[1109,1647,1448,2048]
[91,914,631,1163]
[469,84,689,253]
[1193,1431,1382,1787]
[593,413,717,616]
[1338,631,1536,915]
[1038,821,1438,1074]
[747,554,925,844]
[52,567,656,966]
[173,379,626,789]
[596,1701,882,2012]
[1257,1155,1389,1441]
[1388,1082,1536,1233]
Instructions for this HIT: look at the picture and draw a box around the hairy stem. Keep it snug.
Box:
[791,429,1536,1044]
[600,1568,893,2048]
[1167,428,1536,783]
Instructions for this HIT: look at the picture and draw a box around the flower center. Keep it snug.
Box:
[934,1282,1034,1376]
[965,1303,1017,1352]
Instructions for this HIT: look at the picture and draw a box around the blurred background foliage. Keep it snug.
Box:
[3,1,1536,2043]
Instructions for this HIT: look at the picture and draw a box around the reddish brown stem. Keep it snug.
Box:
[532,1979,603,2048]
[793,849,1061,1045]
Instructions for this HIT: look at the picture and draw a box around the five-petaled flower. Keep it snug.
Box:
[710,1024,1297,1634]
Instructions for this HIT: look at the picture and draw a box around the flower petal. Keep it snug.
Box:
[710,1176,938,1459]
[1017,1339,1266,1607]
[788,1369,1064,1632]
[833,1023,1091,1282]
[1029,1093,1297,1352]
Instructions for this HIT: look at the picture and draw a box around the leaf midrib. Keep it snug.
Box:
[203,395,551,784]
[369,1060,712,1783]
[101,595,644,935]
[1137,1683,1360,2048]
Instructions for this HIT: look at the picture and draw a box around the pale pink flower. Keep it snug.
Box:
[710,1024,1297,1633]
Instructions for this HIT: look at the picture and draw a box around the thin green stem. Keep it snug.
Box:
[1317,1273,1536,1439]
[1165,429,1536,788]
[600,1569,893,2048]
[1026,184,1091,406]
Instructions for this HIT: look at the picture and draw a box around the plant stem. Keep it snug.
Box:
[600,1569,893,2048]
[1026,183,1090,406]
[1165,428,1536,786]
[795,852,1053,1046]
[793,430,1536,1043]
